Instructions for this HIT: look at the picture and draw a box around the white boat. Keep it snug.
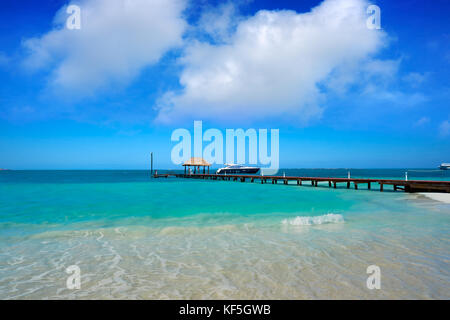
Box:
[439,163,450,170]
[216,164,260,174]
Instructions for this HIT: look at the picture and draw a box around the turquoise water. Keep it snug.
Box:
[0,170,449,299]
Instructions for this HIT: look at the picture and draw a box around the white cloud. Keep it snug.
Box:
[440,120,450,137]
[22,0,187,97]
[196,2,241,43]
[155,0,387,124]
[402,72,429,88]
[325,58,399,93]
[361,88,427,106]
[414,116,430,127]
[363,59,400,79]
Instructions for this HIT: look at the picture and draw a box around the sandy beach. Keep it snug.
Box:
[420,193,450,204]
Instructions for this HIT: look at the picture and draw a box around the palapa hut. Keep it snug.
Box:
[183,157,211,175]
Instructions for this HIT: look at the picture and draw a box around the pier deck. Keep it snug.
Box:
[154,173,450,193]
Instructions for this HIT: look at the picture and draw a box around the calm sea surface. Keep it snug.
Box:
[0,169,449,299]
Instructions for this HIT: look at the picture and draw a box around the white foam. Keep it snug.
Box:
[282,213,344,226]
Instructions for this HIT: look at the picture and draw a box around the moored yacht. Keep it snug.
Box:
[439,163,450,170]
[216,164,260,174]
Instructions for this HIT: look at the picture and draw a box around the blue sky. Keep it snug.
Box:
[0,0,449,169]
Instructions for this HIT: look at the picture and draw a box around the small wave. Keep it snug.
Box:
[282,213,344,226]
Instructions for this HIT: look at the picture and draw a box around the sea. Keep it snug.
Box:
[0,169,449,299]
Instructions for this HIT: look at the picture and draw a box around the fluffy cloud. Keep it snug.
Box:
[155,0,387,124]
[196,2,241,43]
[325,58,399,93]
[22,0,186,97]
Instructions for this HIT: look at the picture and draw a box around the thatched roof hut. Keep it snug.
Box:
[182,157,211,167]
[182,157,210,174]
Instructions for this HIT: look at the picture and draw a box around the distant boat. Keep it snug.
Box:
[440,163,450,170]
[216,164,260,174]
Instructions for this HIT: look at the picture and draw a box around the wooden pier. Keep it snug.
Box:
[154,173,450,193]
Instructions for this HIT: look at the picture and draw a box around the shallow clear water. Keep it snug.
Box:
[0,170,449,299]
